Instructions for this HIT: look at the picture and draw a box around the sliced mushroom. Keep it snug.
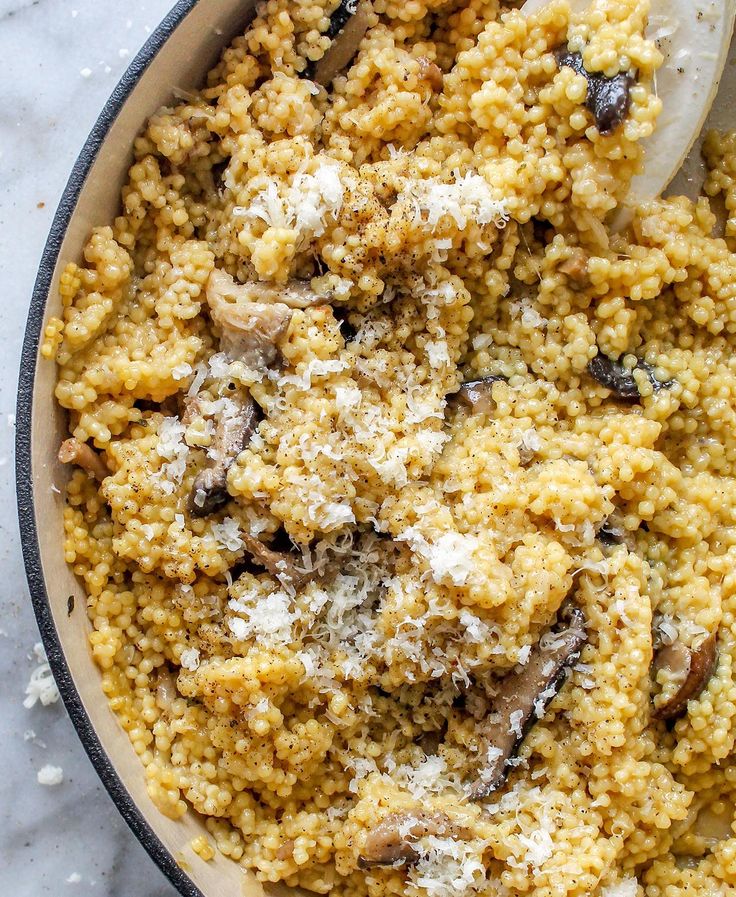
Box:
[206,269,294,368]
[232,278,332,310]
[559,247,589,285]
[652,632,718,720]
[210,156,230,192]
[517,429,541,466]
[588,353,672,401]
[240,532,313,590]
[357,811,455,869]
[188,392,259,516]
[312,0,371,86]
[326,0,359,38]
[556,47,633,135]
[417,724,447,757]
[450,376,508,415]
[333,307,358,343]
[596,516,625,546]
[470,606,587,801]
[417,56,443,92]
[58,438,110,482]
[155,667,178,711]
[276,840,295,861]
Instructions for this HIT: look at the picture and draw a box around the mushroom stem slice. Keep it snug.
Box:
[558,247,590,284]
[206,269,294,368]
[208,268,330,311]
[188,392,259,516]
[470,606,587,801]
[312,0,372,86]
[450,376,508,415]
[58,438,110,482]
[556,47,633,135]
[588,353,672,401]
[234,278,333,310]
[417,56,443,92]
[596,517,625,546]
[240,532,313,591]
[652,632,718,720]
[357,812,455,869]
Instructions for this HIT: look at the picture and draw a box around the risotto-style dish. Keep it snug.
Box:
[42,0,736,892]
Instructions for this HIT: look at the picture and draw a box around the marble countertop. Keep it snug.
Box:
[1,1,189,894]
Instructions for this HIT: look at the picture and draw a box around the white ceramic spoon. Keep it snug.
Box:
[521,0,736,209]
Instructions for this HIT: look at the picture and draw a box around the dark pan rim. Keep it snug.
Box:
[16,3,204,895]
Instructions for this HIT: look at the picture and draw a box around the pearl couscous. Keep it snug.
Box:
[44,0,736,893]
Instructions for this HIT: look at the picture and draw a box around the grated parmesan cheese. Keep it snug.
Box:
[409,835,488,897]
[399,528,479,587]
[208,352,233,379]
[346,756,379,794]
[572,557,610,577]
[211,517,243,552]
[156,417,187,460]
[472,333,494,350]
[140,523,155,541]
[415,430,450,458]
[298,433,344,462]
[37,764,64,786]
[392,754,463,801]
[228,589,295,644]
[615,599,635,628]
[24,643,60,709]
[236,159,344,240]
[296,650,317,678]
[305,533,388,680]
[278,357,349,391]
[459,609,493,645]
[154,416,189,486]
[335,384,362,415]
[519,428,542,453]
[601,878,639,897]
[426,340,451,368]
[308,500,355,530]
[509,708,524,738]
[172,362,193,381]
[369,445,410,487]
[405,382,446,425]
[400,170,508,232]
[187,362,208,397]
[655,615,678,646]
[510,297,548,329]
[516,823,554,871]
[180,647,200,671]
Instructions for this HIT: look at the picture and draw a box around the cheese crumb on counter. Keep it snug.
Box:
[37,764,64,786]
[23,642,60,709]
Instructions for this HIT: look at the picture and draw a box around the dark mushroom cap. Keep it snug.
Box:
[588,353,672,401]
[469,606,587,801]
[450,376,508,416]
[556,47,633,135]
[357,811,455,869]
[58,437,110,482]
[596,517,626,546]
[239,532,313,591]
[652,632,718,721]
[188,392,259,517]
[311,0,372,86]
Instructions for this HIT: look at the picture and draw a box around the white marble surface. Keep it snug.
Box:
[1,1,189,894]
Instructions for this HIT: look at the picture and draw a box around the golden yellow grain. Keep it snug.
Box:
[47,0,736,893]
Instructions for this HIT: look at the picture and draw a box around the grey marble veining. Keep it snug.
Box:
[1,1,191,894]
